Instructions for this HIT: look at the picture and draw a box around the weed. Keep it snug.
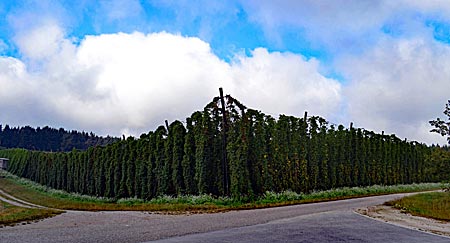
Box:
[387,192,450,221]
[0,170,442,213]
[441,181,450,192]
[0,201,62,226]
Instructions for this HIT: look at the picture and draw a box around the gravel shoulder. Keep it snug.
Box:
[356,205,450,237]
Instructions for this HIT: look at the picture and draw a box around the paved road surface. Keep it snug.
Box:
[152,211,449,243]
[1,192,449,243]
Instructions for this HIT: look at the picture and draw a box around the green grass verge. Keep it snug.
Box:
[0,170,443,213]
[386,191,450,221]
[0,201,62,226]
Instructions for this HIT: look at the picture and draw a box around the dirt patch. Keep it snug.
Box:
[357,205,450,237]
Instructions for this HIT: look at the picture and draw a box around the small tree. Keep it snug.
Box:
[430,100,450,145]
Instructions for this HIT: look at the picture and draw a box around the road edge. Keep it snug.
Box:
[354,206,450,239]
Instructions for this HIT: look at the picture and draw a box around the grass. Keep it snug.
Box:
[0,170,443,213]
[0,172,232,212]
[0,201,62,226]
[386,191,450,221]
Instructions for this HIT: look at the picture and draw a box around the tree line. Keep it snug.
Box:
[1,94,448,199]
[0,125,118,152]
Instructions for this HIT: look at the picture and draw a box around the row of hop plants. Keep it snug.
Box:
[1,170,442,207]
[1,94,448,200]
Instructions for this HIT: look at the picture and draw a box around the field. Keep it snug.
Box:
[386,191,450,221]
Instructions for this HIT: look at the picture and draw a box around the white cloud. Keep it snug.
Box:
[0,57,52,126]
[72,31,228,135]
[0,25,341,137]
[405,0,450,15]
[341,37,450,145]
[0,57,29,99]
[240,0,450,54]
[15,22,67,60]
[229,48,341,118]
[241,1,394,50]
[151,0,240,42]
[100,0,143,21]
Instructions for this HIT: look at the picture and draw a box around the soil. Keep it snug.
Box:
[356,205,450,237]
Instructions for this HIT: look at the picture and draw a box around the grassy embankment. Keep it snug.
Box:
[386,189,450,221]
[0,170,443,214]
[0,200,61,227]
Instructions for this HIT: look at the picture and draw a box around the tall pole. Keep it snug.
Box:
[219,87,229,195]
[165,120,170,134]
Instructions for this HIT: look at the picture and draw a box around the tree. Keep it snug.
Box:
[182,117,197,195]
[170,121,186,195]
[155,126,168,196]
[227,112,252,198]
[430,100,450,144]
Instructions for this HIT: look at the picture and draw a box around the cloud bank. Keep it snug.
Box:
[0,23,341,137]
[341,37,450,144]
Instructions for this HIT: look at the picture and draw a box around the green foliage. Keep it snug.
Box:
[194,110,210,194]
[1,170,442,212]
[0,124,117,152]
[441,182,450,192]
[182,118,197,195]
[1,170,115,203]
[170,121,186,195]
[228,112,252,199]
[429,100,450,145]
[424,147,450,182]
[0,94,448,201]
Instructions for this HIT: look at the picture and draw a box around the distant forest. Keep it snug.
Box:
[0,124,118,152]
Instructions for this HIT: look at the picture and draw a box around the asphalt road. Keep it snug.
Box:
[1,192,449,243]
[152,211,449,243]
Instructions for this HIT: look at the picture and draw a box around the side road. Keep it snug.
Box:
[0,189,46,208]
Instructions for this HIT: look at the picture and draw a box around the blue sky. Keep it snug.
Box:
[0,0,449,145]
[0,1,325,60]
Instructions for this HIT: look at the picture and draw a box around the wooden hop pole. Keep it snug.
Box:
[219,87,229,195]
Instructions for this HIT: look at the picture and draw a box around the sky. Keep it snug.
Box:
[0,0,449,145]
